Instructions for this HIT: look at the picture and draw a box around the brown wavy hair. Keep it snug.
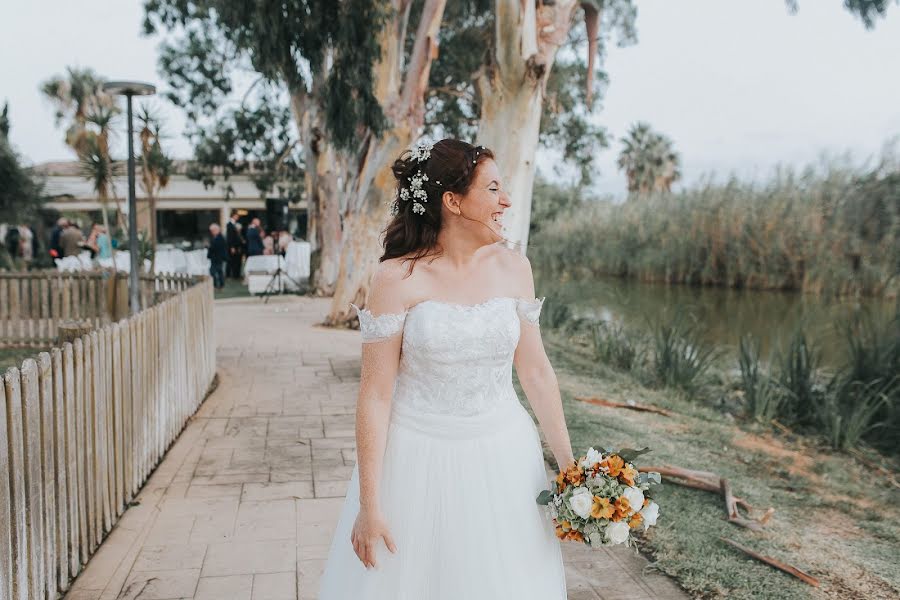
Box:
[380,138,515,274]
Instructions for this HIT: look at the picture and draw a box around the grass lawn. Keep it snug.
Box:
[518,332,900,600]
[0,346,50,373]
[213,277,255,300]
[212,276,310,301]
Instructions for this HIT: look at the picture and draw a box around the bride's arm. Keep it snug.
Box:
[354,264,407,512]
[511,255,576,472]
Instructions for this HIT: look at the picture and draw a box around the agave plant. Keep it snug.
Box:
[738,333,786,421]
[818,377,894,451]
[648,309,720,390]
[592,320,644,372]
[774,328,825,426]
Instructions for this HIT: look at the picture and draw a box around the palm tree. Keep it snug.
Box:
[79,106,125,236]
[42,67,122,233]
[617,122,682,195]
[137,107,173,272]
[42,67,115,150]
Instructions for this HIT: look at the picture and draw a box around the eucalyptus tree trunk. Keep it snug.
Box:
[327,0,448,325]
[292,92,344,296]
[475,0,581,254]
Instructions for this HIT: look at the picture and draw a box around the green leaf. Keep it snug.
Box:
[536,489,554,505]
[616,447,652,463]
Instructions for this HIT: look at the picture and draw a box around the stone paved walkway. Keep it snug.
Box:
[64,295,687,600]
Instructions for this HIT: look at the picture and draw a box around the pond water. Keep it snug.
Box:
[539,276,898,366]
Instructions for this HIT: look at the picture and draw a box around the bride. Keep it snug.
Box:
[318,139,575,599]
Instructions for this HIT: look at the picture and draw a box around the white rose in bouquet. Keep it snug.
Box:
[567,486,594,519]
[640,501,660,529]
[621,486,644,513]
[605,521,630,545]
[579,447,603,469]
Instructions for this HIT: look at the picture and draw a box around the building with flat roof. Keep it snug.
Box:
[33,160,308,248]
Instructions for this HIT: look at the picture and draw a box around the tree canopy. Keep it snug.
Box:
[786,0,896,28]
[0,104,44,224]
[144,0,388,150]
[417,0,637,185]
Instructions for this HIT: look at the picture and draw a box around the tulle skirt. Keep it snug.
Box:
[317,399,567,599]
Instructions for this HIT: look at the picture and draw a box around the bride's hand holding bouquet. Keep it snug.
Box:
[538,446,662,548]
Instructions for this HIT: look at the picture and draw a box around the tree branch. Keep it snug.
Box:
[493,0,528,79]
[399,0,448,118]
[428,85,475,102]
[580,1,601,105]
[719,537,820,587]
[373,0,413,109]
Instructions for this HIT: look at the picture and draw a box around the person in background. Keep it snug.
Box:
[262,233,275,256]
[4,224,21,268]
[60,221,84,257]
[96,225,112,260]
[85,223,100,259]
[246,217,264,257]
[17,224,34,269]
[207,223,228,290]
[226,211,244,279]
[49,217,67,259]
[278,229,292,256]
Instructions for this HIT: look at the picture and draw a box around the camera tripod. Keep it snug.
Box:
[257,254,304,303]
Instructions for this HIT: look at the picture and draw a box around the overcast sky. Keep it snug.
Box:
[2,1,898,199]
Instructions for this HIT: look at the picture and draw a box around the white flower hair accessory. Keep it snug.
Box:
[390,169,434,216]
[409,170,429,214]
[410,139,434,163]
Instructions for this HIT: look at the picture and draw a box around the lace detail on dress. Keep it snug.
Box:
[393,296,529,417]
[350,302,407,343]
[350,296,547,416]
[516,296,546,325]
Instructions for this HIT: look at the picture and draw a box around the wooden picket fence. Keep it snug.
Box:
[0,274,216,600]
[0,270,197,348]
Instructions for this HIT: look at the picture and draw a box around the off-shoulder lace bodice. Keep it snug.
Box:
[350,296,545,417]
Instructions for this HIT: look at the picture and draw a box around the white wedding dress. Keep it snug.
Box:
[317,296,567,599]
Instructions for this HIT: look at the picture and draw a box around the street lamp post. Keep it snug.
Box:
[102,81,156,315]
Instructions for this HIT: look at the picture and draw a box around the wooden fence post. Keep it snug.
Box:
[57,320,93,346]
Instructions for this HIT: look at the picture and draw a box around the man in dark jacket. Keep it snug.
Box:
[4,225,20,259]
[207,223,228,290]
[245,217,264,257]
[225,211,244,279]
[49,217,67,259]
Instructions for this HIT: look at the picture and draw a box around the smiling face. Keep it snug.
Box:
[444,158,511,242]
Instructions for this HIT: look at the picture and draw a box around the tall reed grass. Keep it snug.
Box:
[530,153,899,298]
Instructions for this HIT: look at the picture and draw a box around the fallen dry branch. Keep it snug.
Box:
[719,537,820,587]
[639,465,773,528]
[575,395,673,417]
[721,477,764,531]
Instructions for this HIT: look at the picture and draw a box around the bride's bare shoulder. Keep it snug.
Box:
[489,243,535,296]
[490,243,531,272]
[369,258,418,311]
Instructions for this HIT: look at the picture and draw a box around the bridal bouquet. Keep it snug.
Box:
[537,446,662,548]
